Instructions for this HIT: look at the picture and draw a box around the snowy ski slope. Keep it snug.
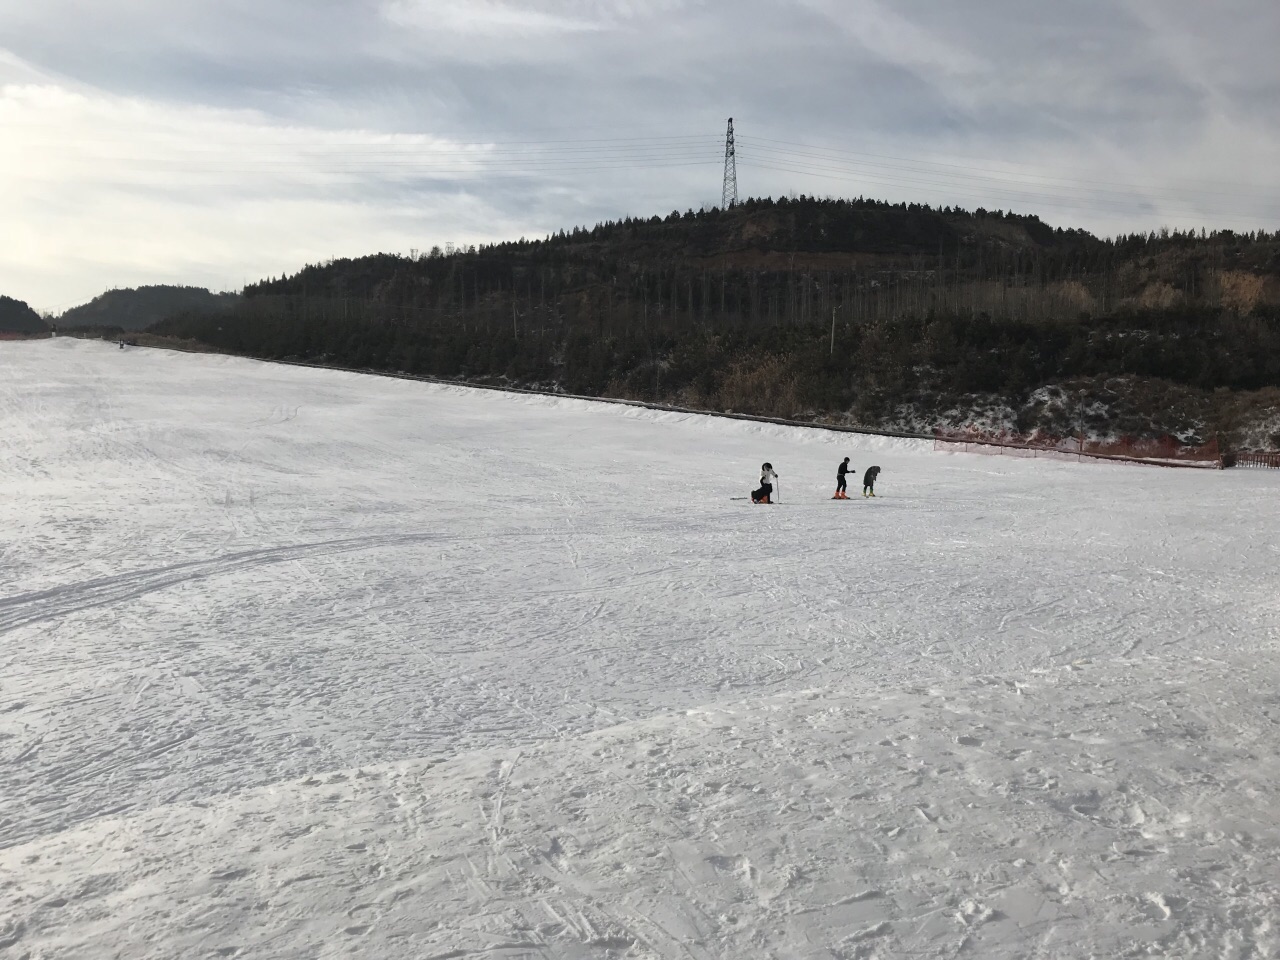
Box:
[2,338,1278,959]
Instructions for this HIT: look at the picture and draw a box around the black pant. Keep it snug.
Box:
[863,482,874,495]
[752,482,773,502]
[836,476,847,494]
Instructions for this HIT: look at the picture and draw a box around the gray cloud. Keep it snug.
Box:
[2,0,1279,310]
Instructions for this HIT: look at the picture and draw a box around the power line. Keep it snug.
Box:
[741,156,1278,228]
[10,120,1280,227]
[737,137,1280,206]
[47,150,720,169]
[741,134,1280,197]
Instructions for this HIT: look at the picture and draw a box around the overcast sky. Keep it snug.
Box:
[4,0,1280,313]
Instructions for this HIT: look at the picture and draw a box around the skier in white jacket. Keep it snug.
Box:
[752,463,779,504]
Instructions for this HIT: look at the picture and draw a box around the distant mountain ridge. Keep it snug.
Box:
[61,285,239,331]
[0,295,49,334]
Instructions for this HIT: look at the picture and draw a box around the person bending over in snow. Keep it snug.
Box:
[862,465,881,497]
[752,462,779,504]
[833,457,852,499]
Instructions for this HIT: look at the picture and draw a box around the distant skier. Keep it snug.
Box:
[752,462,779,504]
[833,457,852,499]
[862,465,881,498]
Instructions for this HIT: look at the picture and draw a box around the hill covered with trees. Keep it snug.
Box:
[0,295,49,334]
[153,196,1280,450]
[61,285,239,331]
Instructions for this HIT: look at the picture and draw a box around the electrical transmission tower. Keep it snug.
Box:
[721,117,737,209]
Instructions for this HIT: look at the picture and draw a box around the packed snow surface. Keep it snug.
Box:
[2,338,1279,959]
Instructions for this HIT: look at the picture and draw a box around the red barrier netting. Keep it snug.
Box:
[934,429,1223,469]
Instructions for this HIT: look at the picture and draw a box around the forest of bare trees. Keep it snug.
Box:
[153,197,1280,446]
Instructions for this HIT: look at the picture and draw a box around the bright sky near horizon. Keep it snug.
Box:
[3,0,1280,314]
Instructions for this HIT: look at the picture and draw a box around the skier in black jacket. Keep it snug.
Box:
[862,465,881,497]
[833,457,852,499]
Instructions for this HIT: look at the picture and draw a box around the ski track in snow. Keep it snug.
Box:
[1,339,1278,959]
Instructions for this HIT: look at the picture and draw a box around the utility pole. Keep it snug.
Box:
[721,118,738,209]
